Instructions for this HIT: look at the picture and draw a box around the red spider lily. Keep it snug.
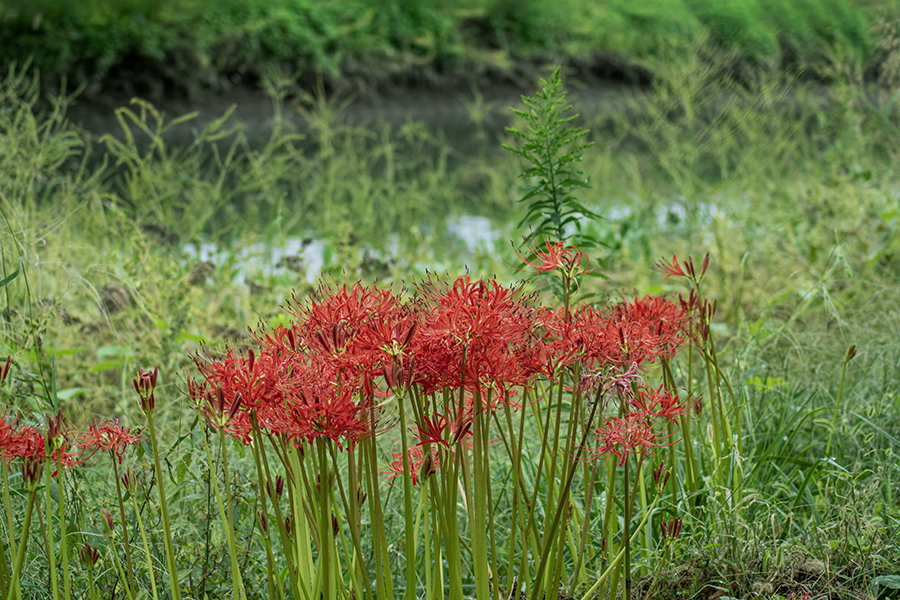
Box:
[660,516,683,539]
[288,282,402,363]
[0,412,14,450]
[512,238,593,278]
[654,255,688,279]
[589,413,667,465]
[284,386,372,451]
[411,275,534,392]
[1,425,84,474]
[415,409,472,450]
[626,384,695,424]
[654,252,709,281]
[592,296,688,367]
[580,362,645,403]
[75,420,144,463]
[190,345,285,414]
[384,445,441,486]
[198,386,244,430]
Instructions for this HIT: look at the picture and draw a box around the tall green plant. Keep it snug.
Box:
[504,67,600,250]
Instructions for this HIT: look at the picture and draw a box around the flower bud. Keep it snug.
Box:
[102,508,115,533]
[258,510,268,533]
[0,355,12,385]
[133,367,158,413]
[80,542,100,568]
[46,410,64,449]
[284,515,293,536]
[21,457,43,488]
[419,453,437,482]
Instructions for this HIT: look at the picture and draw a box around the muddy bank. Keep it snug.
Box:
[64,55,648,151]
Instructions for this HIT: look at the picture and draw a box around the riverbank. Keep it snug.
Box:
[1,0,886,105]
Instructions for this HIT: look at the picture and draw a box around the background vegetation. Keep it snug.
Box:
[0,0,885,96]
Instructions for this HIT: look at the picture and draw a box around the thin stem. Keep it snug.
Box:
[146,411,182,600]
[110,457,136,600]
[129,474,160,600]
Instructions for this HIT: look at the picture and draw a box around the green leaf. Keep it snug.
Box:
[90,358,127,373]
[876,576,900,590]
[57,387,90,400]
[97,345,134,360]
[0,261,21,289]
[178,330,208,344]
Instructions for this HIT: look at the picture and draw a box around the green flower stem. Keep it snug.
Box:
[198,424,245,600]
[287,445,314,600]
[55,455,71,600]
[145,410,182,600]
[623,455,632,600]
[248,417,278,600]
[0,524,7,600]
[363,410,393,600]
[397,400,417,600]
[435,439,463,600]
[106,527,134,600]
[643,542,671,600]
[470,390,490,600]
[316,440,335,600]
[330,446,370,600]
[570,460,598,592]
[422,490,433,600]
[7,479,38,600]
[580,489,662,600]
[129,477,159,600]
[2,463,16,570]
[639,460,651,577]
[530,392,600,600]
[43,466,59,600]
[85,561,98,600]
[110,456,136,600]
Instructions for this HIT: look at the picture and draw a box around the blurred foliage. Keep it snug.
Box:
[0,0,879,94]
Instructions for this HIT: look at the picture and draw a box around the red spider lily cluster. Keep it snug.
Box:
[0,408,143,473]
[185,268,697,481]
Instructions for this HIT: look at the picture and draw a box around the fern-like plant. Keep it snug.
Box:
[504,67,600,250]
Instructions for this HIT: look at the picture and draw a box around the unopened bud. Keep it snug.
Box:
[275,475,284,498]
[845,344,857,362]
[133,367,158,413]
[332,514,339,536]
[701,251,710,277]
[284,515,293,536]
[80,542,100,568]
[258,511,268,533]
[102,508,114,533]
[46,410,64,448]
[419,453,436,482]
[21,457,43,488]
[1,356,12,386]
[357,487,367,506]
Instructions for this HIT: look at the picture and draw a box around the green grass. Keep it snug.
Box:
[1,38,900,598]
[0,0,880,97]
